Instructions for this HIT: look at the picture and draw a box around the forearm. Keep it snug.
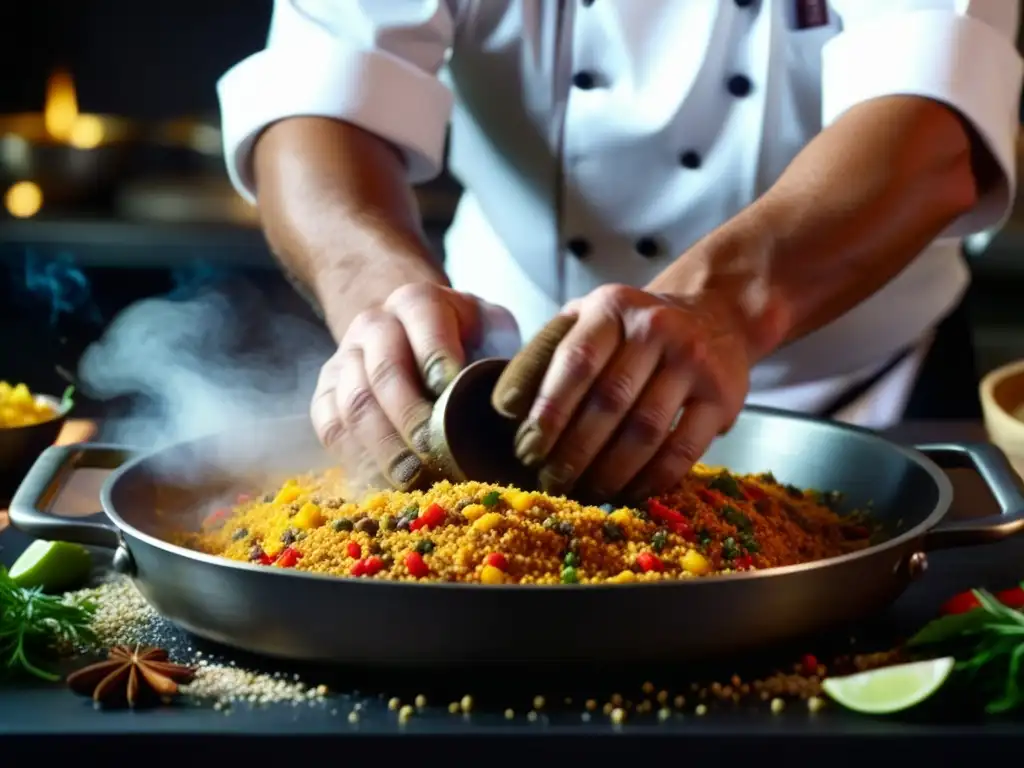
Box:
[253,116,448,340]
[650,95,982,359]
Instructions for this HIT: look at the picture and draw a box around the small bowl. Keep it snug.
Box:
[980,359,1024,478]
[0,394,72,501]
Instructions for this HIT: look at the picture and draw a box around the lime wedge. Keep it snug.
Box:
[822,657,955,715]
[9,540,92,593]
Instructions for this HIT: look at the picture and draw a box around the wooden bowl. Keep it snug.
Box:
[0,394,72,500]
[980,359,1024,478]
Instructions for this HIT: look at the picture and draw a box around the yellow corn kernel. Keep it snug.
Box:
[293,502,324,530]
[9,383,32,407]
[362,492,387,510]
[681,549,711,576]
[274,486,301,505]
[609,570,637,584]
[461,503,488,522]
[507,491,535,513]
[471,512,504,533]
[480,565,505,584]
[609,509,632,525]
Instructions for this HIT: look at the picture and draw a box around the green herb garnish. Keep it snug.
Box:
[709,473,744,500]
[908,585,1024,713]
[481,491,501,508]
[0,566,95,681]
[722,537,740,560]
[60,385,75,411]
[720,505,752,533]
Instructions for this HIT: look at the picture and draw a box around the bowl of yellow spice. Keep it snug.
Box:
[0,381,74,499]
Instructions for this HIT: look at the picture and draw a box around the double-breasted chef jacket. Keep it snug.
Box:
[218,0,1023,429]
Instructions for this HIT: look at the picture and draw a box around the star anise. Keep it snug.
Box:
[66,645,196,708]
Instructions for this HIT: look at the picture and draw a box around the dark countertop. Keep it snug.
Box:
[2,420,1024,766]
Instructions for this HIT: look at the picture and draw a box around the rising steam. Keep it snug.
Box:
[77,278,335,481]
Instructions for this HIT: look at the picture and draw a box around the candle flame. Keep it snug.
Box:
[43,69,105,148]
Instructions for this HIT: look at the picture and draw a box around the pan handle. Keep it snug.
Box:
[8,443,131,550]
[916,442,1024,550]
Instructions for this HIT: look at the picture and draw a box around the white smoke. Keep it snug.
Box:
[77,277,335,482]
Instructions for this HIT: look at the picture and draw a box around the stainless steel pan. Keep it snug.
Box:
[9,408,1024,666]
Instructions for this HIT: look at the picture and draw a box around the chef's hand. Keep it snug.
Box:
[495,285,775,500]
[311,282,518,491]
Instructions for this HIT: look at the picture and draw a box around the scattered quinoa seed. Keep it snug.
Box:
[533,695,545,710]
[610,707,626,725]
[399,704,415,724]
[504,708,515,719]
[585,699,597,711]
[527,710,539,722]
[641,681,655,695]
[460,694,474,713]
[347,711,359,723]
[808,696,825,713]
[388,697,401,711]
[658,708,672,722]
[771,697,786,714]
[414,694,427,708]
[448,702,460,714]
[673,695,685,708]
[695,704,708,716]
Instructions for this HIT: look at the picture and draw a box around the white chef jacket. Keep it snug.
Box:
[218,0,1023,429]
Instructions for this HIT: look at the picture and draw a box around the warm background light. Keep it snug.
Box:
[4,181,44,218]
[42,69,105,148]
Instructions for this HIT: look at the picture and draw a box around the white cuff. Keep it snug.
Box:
[217,41,454,203]
[822,11,1023,237]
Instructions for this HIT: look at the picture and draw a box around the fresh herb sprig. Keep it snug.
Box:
[909,585,1024,714]
[0,566,95,681]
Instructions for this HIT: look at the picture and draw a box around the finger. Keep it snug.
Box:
[335,347,427,491]
[627,401,726,499]
[514,310,620,471]
[310,351,346,449]
[386,286,477,397]
[579,365,695,499]
[359,312,435,456]
[538,339,661,497]
[492,313,576,419]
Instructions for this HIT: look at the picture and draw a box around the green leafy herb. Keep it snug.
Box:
[60,385,75,411]
[0,566,95,681]
[481,491,501,508]
[722,537,740,560]
[708,473,744,500]
[908,585,1024,713]
[651,530,668,552]
[739,533,760,554]
[720,505,752,533]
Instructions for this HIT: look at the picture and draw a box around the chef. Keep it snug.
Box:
[218,0,1021,498]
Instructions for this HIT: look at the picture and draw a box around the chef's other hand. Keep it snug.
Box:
[311,283,504,491]
[500,285,764,500]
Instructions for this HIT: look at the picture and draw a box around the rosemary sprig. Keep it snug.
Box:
[0,566,95,681]
[908,584,1024,714]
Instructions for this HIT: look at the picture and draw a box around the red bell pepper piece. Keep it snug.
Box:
[940,591,982,616]
[410,502,447,531]
[734,554,754,571]
[647,499,696,540]
[346,541,361,559]
[743,484,767,501]
[995,585,1024,609]
[274,547,302,568]
[257,552,275,566]
[484,552,508,571]
[636,551,664,573]
[405,551,430,578]
[362,555,385,576]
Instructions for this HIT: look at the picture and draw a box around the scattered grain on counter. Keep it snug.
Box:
[460,694,474,713]
[448,701,460,714]
[533,695,546,710]
[695,704,708,716]
[398,704,415,724]
[414,694,427,708]
[63,577,159,649]
[807,696,826,713]
[610,707,626,725]
[527,710,539,722]
[504,708,515,719]
[388,696,401,711]
[347,710,360,723]
[770,697,786,714]
[182,664,327,708]
[657,707,672,722]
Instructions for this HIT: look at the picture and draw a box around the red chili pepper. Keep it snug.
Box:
[734,554,754,571]
[995,586,1024,609]
[940,591,982,616]
[346,541,361,559]
[646,500,695,540]
[800,654,819,676]
[484,552,508,571]
[636,551,664,573]
[274,547,302,568]
[409,502,446,532]
[405,551,430,578]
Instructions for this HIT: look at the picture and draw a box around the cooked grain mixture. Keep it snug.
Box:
[183,464,871,584]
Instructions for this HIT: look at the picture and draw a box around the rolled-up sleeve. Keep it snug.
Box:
[217,0,460,203]
[824,0,1023,236]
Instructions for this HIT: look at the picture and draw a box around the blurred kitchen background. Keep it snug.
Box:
[1,0,1023,423]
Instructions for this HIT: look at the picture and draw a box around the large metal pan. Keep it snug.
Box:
[9,408,1024,666]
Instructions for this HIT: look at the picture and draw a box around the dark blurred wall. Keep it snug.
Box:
[0,0,272,118]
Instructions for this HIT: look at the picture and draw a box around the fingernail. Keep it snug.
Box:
[515,425,543,466]
[494,386,520,412]
[388,451,423,489]
[539,464,574,496]
[411,423,432,455]
[424,357,459,396]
